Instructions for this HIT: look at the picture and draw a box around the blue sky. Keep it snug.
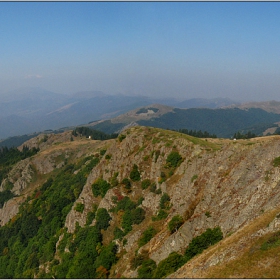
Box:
[1,2,280,101]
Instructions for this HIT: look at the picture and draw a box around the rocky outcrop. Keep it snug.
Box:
[2,127,280,277]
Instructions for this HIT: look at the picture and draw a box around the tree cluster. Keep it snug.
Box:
[233,131,256,139]
[72,126,118,140]
[177,128,217,138]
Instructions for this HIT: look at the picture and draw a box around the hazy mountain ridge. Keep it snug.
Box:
[0,87,239,139]
[1,127,280,277]
[225,100,280,114]
[89,105,280,138]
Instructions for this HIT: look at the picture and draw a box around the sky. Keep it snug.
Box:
[1,1,280,101]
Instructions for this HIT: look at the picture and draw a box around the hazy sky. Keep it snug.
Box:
[1,2,280,101]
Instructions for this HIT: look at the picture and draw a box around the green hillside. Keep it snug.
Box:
[137,107,280,138]
[1,127,280,278]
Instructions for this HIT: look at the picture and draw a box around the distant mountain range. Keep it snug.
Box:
[87,104,280,138]
[0,87,239,140]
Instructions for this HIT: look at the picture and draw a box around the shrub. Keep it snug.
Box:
[122,211,133,233]
[92,178,111,198]
[158,171,166,184]
[113,227,125,240]
[105,154,112,160]
[121,178,131,190]
[152,209,168,221]
[152,252,185,279]
[138,226,157,247]
[118,134,126,142]
[205,211,211,218]
[141,179,151,190]
[168,215,184,234]
[0,190,15,208]
[150,182,157,193]
[143,155,149,161]
[130,164,141,182]
[93,242,118,274]
[191,174,198,182]
[110,172,119,187]
[185,227,223,261]
[121,207,145,234]
[114,196,136,213]
[160,193,171,210]
[273,156,280,167]
[137,259,157,279]
[86,211,96,226]
[154,150,160,162]
[131,250,149,269]
[85,204,98,226]
[166,151,183,168]
[95,208,111,231]
[74,202,84,213]
[260,231,280,250]
[137,196,144,206]
[131,207,146,225]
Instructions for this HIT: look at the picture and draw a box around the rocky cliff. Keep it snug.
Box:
[1,126,280,278]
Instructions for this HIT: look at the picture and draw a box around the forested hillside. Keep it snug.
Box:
[90,106,280,138]
[1,127,280,278]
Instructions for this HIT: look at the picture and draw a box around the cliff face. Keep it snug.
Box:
[2,127,280,278]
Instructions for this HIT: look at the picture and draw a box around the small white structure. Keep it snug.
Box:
[88,136,91,139]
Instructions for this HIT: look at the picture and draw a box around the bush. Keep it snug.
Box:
[114,196,136,213]
[121,207,145,234]
[141,179,151,190]
[92,178,111,198]
[150,182,157,193]
[113,227,125,240]
[121,178,131,190]
[131,250,149,269]
[118,134,126,142]
[166,151,183,168]
[152,252,185,278]
[160,193,171,210]
[158,171,166,184]
[95,208,111,231]
[191,174,198,182]
[185,227,223,261]
[152,209,168,221]
[131,207,146,225]
[168,215,184,234]
[105,154,112,160]
[85,204,97,226]
[74,202,84,213]
[273,156,280,167]
[130,164,141,182]
[138,226,157,247]
[110,172,119,187]
[260,231,280,250]
[93,242,118,273]
[0,190,15,208]
[137,259,157,279]
[121,211,133,234]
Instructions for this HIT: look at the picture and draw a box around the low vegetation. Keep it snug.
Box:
[138,226,157,247]
[168,215,184,233]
